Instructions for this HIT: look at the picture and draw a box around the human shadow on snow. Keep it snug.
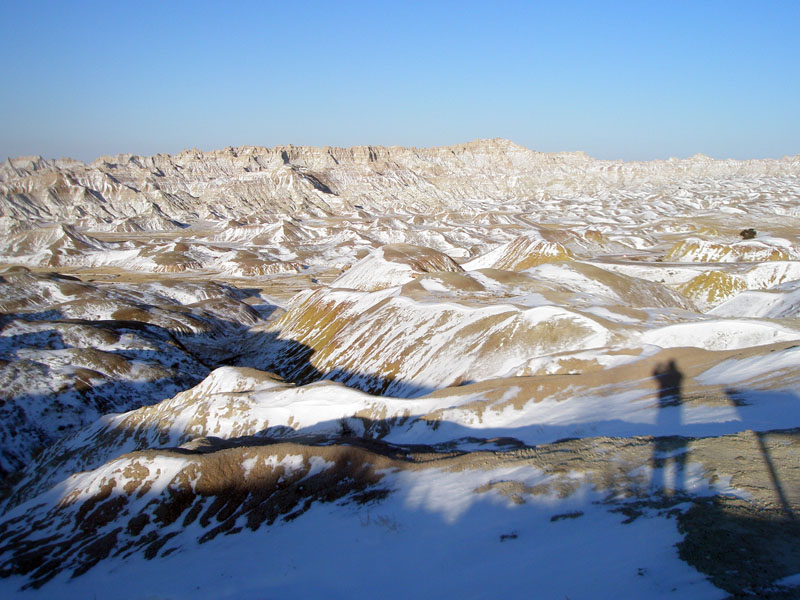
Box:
[651,359,688,496]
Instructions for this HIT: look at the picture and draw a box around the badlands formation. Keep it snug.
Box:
[0,139,799,598]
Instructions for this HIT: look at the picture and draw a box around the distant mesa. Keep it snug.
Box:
[2,139,798,235]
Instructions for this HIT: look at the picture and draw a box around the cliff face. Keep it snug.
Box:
[2,139,798,230]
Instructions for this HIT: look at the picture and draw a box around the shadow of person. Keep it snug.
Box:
[654,359,683,407]
[651,359,688,496]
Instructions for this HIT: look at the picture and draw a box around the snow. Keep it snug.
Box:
[304,456,334,479]
[709,279,800,318]
[399,465,552,523]
[52,454,191,507]
[640,319,800,350]
[583,305,642,324]
[331,247,415,291]
[696,346,800,387]
[418,278,450,292]
[0,466,727,600]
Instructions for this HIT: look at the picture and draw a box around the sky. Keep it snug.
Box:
[0,0,798,163]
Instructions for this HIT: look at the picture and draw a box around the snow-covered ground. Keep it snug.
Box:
[1,141,800,598]
[0,463,730,600]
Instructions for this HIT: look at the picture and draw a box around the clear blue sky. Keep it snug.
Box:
[1,0,798,162]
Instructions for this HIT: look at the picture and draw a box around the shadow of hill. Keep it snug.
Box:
[0,372,205,486]
[11,323,800,509]
[0,302,272,484]
[232,330,438,398]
